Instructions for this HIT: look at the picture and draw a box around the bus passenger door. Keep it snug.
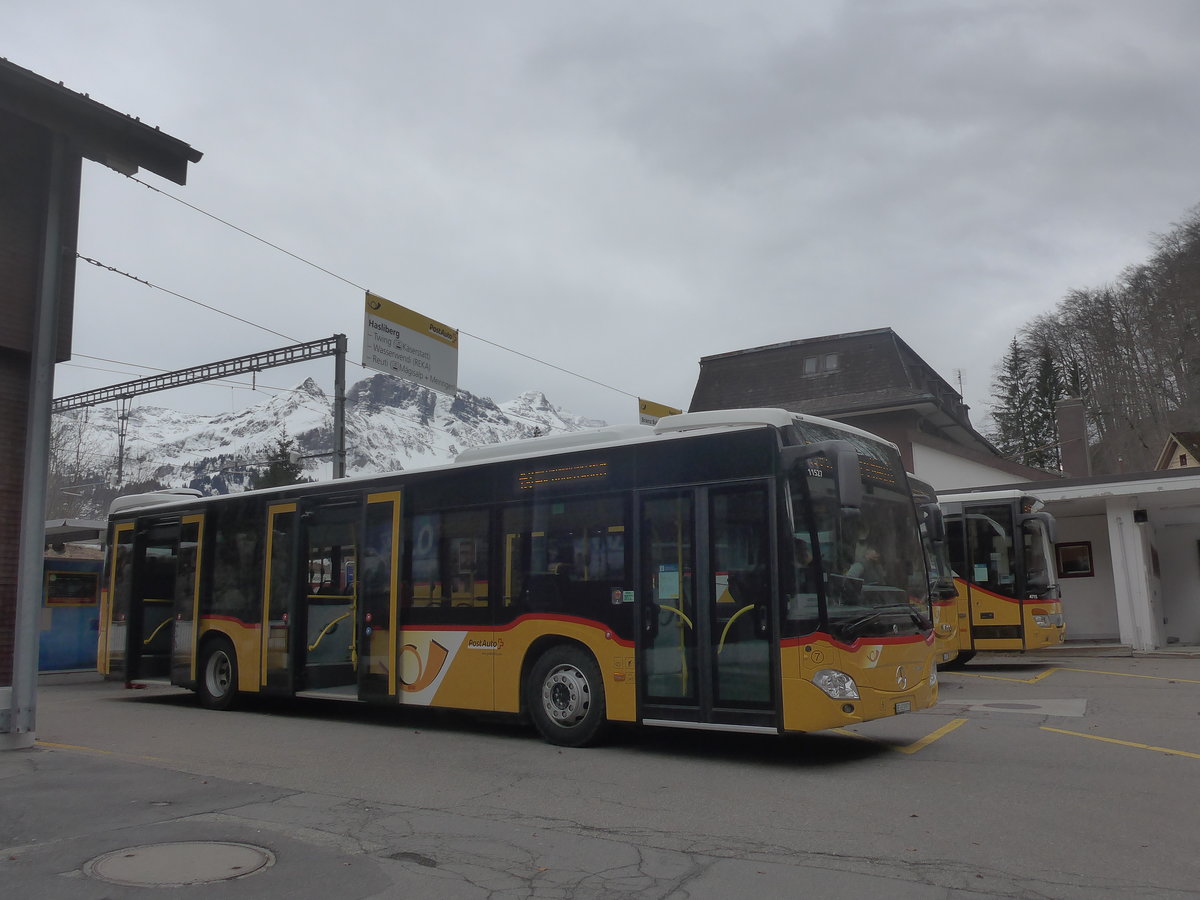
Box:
[262,503,299,692]
[171,515,205,686]
[359,493,401,702]
[963,504,1023,650]
[102,523,135,679]
[297,498,361,695]
[127,521,183,683]
[639,484,776,731]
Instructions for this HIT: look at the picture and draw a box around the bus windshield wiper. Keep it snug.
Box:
[836,604,929,639]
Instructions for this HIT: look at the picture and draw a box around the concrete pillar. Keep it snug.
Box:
[1105,497,1163,650]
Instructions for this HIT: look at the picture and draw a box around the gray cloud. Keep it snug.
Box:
[11,0,1200,428]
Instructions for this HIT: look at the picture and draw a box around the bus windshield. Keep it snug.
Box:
[787,437,931,642]
[907,477,957,602]
[923,529,958,600]
[1021,515,1057,598]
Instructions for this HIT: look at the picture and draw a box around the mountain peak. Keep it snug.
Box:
[52,375,609,510]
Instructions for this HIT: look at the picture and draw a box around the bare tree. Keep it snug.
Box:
[46,410,111,519]
[990,203,1200,474]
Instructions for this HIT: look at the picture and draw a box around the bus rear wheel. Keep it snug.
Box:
[198,638,239,711]
[527,646,609,747]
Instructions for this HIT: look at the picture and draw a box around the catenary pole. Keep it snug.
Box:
[334,333,347,478]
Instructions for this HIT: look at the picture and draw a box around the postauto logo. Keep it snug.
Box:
[428,321,457,345]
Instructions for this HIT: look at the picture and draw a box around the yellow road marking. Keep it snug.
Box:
[36,740,163,762]
[1041,727,1200,760]
[950,666,1200,685]
[834,717,967,754]
[36,740,112,754]
[893,718,968,754]
[1058,666,1200,685]
[950,668,1059,684]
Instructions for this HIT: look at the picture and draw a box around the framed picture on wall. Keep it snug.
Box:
[1056,541,1093,578]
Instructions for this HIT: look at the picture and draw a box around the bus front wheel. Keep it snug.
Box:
[938,650,977,670]
[198,638,239,711]
[527,646,609,747]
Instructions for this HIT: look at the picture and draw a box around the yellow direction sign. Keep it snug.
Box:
[638,398,682,425]
[363,293,458,396]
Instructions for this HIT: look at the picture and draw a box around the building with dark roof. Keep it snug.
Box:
[689,328,1053,488]
[689,328,1200,651]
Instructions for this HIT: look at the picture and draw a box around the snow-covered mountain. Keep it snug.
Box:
[52,374,608,495]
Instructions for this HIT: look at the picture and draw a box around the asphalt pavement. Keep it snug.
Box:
[4,648,1198,899]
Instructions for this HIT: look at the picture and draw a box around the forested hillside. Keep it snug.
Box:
[989,205,1200,474]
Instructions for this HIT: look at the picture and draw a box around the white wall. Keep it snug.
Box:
[1051,512,1120,641]
[911,443,1023,490]
[1157,524,1200,644]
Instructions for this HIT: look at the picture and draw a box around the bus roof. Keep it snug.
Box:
[108,489,203,516]
[453,424,654,464]
[107,408,901,518]
[937,489,1042,504]
[658,408,900,449]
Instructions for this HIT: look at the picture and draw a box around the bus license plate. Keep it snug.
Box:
[895,700,912,714]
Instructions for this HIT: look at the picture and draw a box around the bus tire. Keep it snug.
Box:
[527,645,609,748]
[938,650,976,670]
[198,637,239,711]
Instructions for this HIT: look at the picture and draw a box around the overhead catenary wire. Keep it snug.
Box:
[122,172,642,401]
[61,169,653,489]
[77,251,639,402]
[77,254,301,343]
[129,175,369,293]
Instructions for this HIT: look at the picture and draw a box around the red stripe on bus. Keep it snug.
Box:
[780,630,934,652]
[953,578,1061,606]
[400,614,636,647]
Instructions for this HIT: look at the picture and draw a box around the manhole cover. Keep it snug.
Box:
[84,841,274,887]
[982,702,1041,710]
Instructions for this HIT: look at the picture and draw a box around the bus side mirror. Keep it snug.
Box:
[1019,511,1056,544]
[921,502,946,544]
[783,440,863,513]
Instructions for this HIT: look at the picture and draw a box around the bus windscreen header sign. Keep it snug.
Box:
[363,292,459,396]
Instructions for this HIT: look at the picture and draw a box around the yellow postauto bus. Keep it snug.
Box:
[98,408,937,746]
[907,475,960,659]
[935,489,1064,667]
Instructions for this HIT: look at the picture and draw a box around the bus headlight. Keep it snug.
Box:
[1033,614,1065,627]
[813,669,860,700]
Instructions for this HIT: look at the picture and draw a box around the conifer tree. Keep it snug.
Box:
[1026,343,1065,469]
[251,434,309,489]
[988,338,1034,460]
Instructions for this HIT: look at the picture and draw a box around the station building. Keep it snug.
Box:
[689,328,1200,651]
[1,58,200,746]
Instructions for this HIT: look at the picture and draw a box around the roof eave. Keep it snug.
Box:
[0,57,202,185]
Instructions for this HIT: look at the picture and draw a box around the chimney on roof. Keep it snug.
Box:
[1056,397,1091,477]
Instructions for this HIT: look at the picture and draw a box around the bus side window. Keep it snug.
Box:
[409,510,490,612]
[208,502,262,623]
[501,496,629,628]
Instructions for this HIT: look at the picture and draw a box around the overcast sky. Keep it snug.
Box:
[10,1,1200,431]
